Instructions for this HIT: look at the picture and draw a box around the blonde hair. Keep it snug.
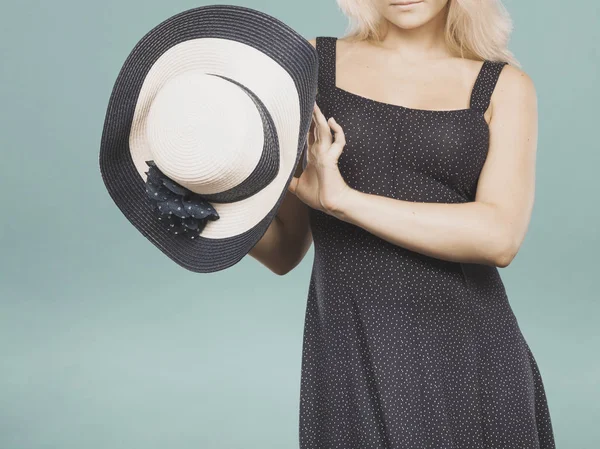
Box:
[336,0,520,67]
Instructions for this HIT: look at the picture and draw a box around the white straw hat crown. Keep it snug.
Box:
[145,70,268,196]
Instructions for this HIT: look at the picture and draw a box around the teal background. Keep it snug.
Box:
[1,0,598,447]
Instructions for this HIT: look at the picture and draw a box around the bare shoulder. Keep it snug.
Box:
[336,36,363,56]
[307,36,348,50]
[492,63,537,108]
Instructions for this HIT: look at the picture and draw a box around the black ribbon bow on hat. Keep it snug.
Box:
[144,160,220,238]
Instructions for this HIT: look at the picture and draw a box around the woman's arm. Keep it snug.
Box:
[248,151,313,275]
[248,38,318,275]
[323,65,538,268]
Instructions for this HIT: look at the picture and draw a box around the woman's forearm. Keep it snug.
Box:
[248,214,289,274]
[329,187,517,267]
[249,190,313,275]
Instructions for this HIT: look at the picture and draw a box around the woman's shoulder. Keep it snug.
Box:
[485,61,536,110]
[455,56,534,95]
[307,36,351,48]
[307,36,339,48]
[494,62,534,88]
[308,36,369,60]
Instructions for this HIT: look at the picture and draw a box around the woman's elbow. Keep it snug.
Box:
[274,264,294,276]
[270,243,312,275]
[491,232,520,268]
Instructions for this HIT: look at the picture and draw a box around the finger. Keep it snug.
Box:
[308,118,316,145]
[313,113,320,141]
[313,103,331,142]
[313,103,328,127]
[328,117,346,148]
[288,176,298,194]
[311,110,320,142]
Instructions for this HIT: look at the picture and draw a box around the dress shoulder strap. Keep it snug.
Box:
[469,60,509,112]
[315,37,337,93]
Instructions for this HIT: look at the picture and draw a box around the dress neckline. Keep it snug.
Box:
[330,37,489,115]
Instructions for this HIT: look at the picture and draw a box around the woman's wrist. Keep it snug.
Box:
[326,185,358,221]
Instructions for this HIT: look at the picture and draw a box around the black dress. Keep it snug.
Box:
[299,36,556,449]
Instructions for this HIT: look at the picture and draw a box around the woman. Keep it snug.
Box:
[250,0,556,447]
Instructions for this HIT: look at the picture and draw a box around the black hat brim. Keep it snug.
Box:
[99,5,318,273]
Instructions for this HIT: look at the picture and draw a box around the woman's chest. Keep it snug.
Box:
[318,91,491,203]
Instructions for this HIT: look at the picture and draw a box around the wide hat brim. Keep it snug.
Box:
[99,5,318,273]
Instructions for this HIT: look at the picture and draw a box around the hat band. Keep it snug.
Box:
[176,73,280,204]
[142,74,282,238]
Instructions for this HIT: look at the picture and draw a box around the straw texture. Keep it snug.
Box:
[99,5,318,273]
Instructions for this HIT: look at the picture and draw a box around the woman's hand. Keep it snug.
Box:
[288,103,353,214]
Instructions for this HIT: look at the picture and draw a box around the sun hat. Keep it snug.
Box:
[99,4,318,273]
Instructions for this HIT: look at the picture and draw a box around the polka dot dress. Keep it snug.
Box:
[298,37,556,449]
